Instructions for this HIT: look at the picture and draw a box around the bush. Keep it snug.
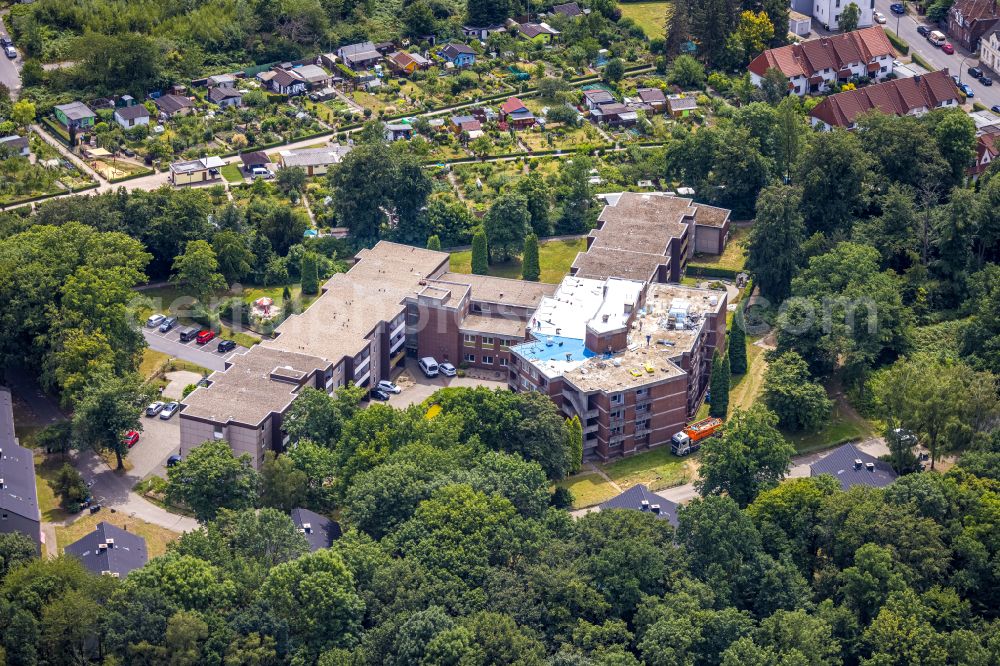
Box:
[182,384,198,398]
[54,463,89,507]
[886,30,909,55]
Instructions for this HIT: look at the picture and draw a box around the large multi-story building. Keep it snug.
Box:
[508,278,726,461]
[179,193,732,467]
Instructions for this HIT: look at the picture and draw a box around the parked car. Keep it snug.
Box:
[982,76,993,86]
[167,454,182,467]
[889,2,905,13]
[250,166,273,179]
[122,147,136,157]
[4,46,15,60]
[942,42,955,54]
[146,313,165,328]
[960,82,974,96]
[159,316,178,332]
[969,66,984,79]
[0,36,13,47]
[991,105,1000,113]
[217,339,236,353]
[917,25,932,37]
[195,330,216,345]
[145,401,165,416]
[418,356,439,377]
[369,388,390,401]
[123,430,140,448]
[929,30,947,46]
[160,402,180,419]
[377,380,401,394]
[874,11,887,23]
[178,327,199,342]
[439,362,457,377]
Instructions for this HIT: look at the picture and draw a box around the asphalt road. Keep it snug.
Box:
[878,1,1000,108]
[0,13,21,99]
[142,326,246,372]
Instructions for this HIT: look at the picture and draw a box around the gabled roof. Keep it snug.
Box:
[810,442,898,490]
[65,522,148,577]
[583,89,616,104]
[54,101,95,120]
[809,69,959,128]
[519,22,560,38]
[291,508,341,551]
[951,0,1000,22]
[501,96,528,114]
[748,26,894,79]
[599,484,679,526]
[0,388,39,528]
[240,150,270,168]
[208,87,242,103]
[637,87,667,104]
[115,105,149,121]
[271,68,304,88]
[553,2,584,17]
[154,94,194,115]
[0,135,29,152]
[441,43,476,59]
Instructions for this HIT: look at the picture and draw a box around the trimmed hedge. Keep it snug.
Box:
[686,265,740,279]
[886,29,909,55]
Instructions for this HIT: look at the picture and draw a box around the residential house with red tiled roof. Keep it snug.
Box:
[500,97,536,128]
[748,26,895,96]
[808,69,960,131]
[970,124,1000,178]
[948,0,1000,50]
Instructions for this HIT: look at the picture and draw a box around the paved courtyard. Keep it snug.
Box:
[387,359,508,408]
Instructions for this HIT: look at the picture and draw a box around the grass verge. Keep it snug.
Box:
[602,446,691,491]
[34,454,71,523]
[688,225,749,273]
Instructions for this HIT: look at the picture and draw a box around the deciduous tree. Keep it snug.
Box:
[166,440,260,521]
[71,371,153,470]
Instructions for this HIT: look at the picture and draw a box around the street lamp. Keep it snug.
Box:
[959,54,978,83]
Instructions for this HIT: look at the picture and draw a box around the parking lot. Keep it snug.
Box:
[142,325,247,372]
[386,359,508,408]
[131,409,183,479]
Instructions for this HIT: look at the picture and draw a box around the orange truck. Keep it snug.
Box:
[670,417,723,456]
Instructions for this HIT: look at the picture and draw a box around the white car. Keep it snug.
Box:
[159,402,180,419]
[146,313,165,328]
[874,11,887,23]
[377,380,401,394]
[439,362,457,377]
[145,401,165,416]
[419,357,439,377]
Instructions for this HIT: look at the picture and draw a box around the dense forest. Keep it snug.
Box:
[1,383,999,664]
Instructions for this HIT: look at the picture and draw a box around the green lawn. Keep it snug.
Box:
[449,237,586,284]
[220,163,245,184]
[556,472,621,509]
[34,455,71,524]
[602,446,691,491]
[688,225,749,274]
[618,1,670,39]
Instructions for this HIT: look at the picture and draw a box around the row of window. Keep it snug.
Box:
[463,333,513,348]
[462,353,509,367]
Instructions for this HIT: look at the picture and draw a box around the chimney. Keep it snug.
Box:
[640,499,650,511]
[651,504,661,514]
[865,462,875,472]
[98,544,108,552]
[105,538,115,548]
[0,478,4,489]
[302,522,313,534]
[853,459,863,470]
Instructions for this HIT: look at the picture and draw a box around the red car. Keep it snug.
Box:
[942,42,955,54]
[195,330,216,345]
[123,430,140,448]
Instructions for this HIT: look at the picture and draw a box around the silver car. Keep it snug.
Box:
[145,401,165,416]
[159,402,180,419]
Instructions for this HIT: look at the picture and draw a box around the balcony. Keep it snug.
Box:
[390,319,406,339]
[390,335,406,354]
[584,408,598,419]
[354,355,371,374]
[584,423,598,434]
[353,370,371,387]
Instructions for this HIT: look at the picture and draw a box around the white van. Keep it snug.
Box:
[250,166,273,179]
[929,31,947,46]
[418,357,439,377]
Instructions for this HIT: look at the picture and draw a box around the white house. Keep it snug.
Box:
[813,0,874,31]
[749,26,895,96]
[113,104,150,129]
